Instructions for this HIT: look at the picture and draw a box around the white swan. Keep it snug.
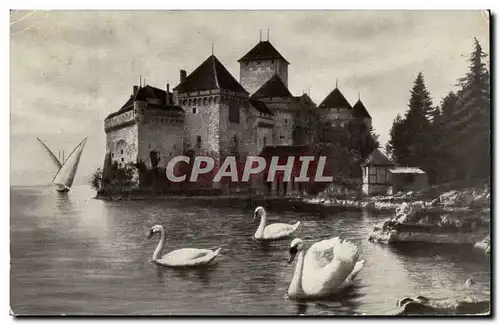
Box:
[253,206,300,241]
[147,225,221,267]
[287,237,365,300]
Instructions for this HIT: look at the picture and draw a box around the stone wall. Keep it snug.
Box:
[323,107,351,126]
[179,91,222,159]
[218,95,251,158]
[137,109,184,169]
[261,98,294,146]
[105,122,138,167]
[239,59,288,95]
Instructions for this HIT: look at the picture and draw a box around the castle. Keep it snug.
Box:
[104,38,373,189]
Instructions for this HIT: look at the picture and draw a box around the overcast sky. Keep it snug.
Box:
[10,10,489,186]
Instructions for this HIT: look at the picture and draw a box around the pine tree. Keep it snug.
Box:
[386,114,408,164]
[433,92,459,182]
[450,38,490,180]
[411,72,436,122]
[387,73,437,182]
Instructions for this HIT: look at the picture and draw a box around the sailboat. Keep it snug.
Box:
[36,137,88,193]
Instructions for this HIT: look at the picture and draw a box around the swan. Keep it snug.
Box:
[253,206,300,241]
[287,237,365,300]
[147,225,221,268]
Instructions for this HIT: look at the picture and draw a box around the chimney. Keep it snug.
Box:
[180,70,187,83]
[133,85,138,96]
[166,83,170,105]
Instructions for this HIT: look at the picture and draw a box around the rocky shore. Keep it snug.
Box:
[367,185,490,253]
[392,295,490,316]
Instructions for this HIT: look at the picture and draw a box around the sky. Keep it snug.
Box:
[9,10,490,186]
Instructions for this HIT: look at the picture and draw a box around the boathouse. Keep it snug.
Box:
[388,167,428,194]
[361,148,395,196]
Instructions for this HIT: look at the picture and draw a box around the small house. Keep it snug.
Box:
[361,149,395,196]
[388,167,428,194]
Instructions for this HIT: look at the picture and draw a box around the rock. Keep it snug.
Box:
[464,278,476,287]
[471,192,490,208]
[439,190,459,206]
[395,295,490,315]
[474,235,490,254]
[459,191,474,207]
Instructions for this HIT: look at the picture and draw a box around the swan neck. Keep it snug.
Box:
[255,212,267,238]
[153,229,166,261]
[288,249,306,299]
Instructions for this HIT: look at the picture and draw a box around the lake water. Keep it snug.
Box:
[10,185,490,315]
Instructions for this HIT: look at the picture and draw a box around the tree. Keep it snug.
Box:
[386,114,407,163]
[432,92,459,182]
[450,38,490,180]
[411,72,437,122]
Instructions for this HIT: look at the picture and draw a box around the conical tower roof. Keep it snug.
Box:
[319,88,352,109]
[174,55,247,93]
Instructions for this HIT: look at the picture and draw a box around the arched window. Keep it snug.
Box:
[192,107,197,114]
[198,98,202,106]
[196,135,202,148]
[203,97,208,105]
[209,97,213,105]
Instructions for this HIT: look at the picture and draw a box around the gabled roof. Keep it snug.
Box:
[251,74,292,99]
[249,98,273,115]
[106,85,182,119]
[352,99,371,118]
[319,88,352,109]
[362,149,394,166]
[173,55,247,94]
[238,41,290,64]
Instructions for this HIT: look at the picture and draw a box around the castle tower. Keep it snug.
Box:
[104,84,185,171]
[351,99,372,129]
[238,40,289,95]
[173,55,249,163]
[319,87,352,127]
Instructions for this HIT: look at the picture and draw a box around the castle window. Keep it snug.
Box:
[183,99,187,105]
[229,102,240,124]
[285,119,288,124]
[209,97,213,105]
[188,99,192,105]
[121,158,124,162]
[121,150,123,154]
[192,107,197,114]
[203,97,208,105]
[198,98,202,105]
[196,136,202,148]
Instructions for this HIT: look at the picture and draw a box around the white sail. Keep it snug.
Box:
[52,138,88,190]
[36,137,62,176]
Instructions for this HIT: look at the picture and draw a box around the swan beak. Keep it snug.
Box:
[253,212,257,219]
[147,230,154,239]
[288,246,298,264]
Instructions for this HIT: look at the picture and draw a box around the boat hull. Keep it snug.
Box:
[55,184,70,193]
